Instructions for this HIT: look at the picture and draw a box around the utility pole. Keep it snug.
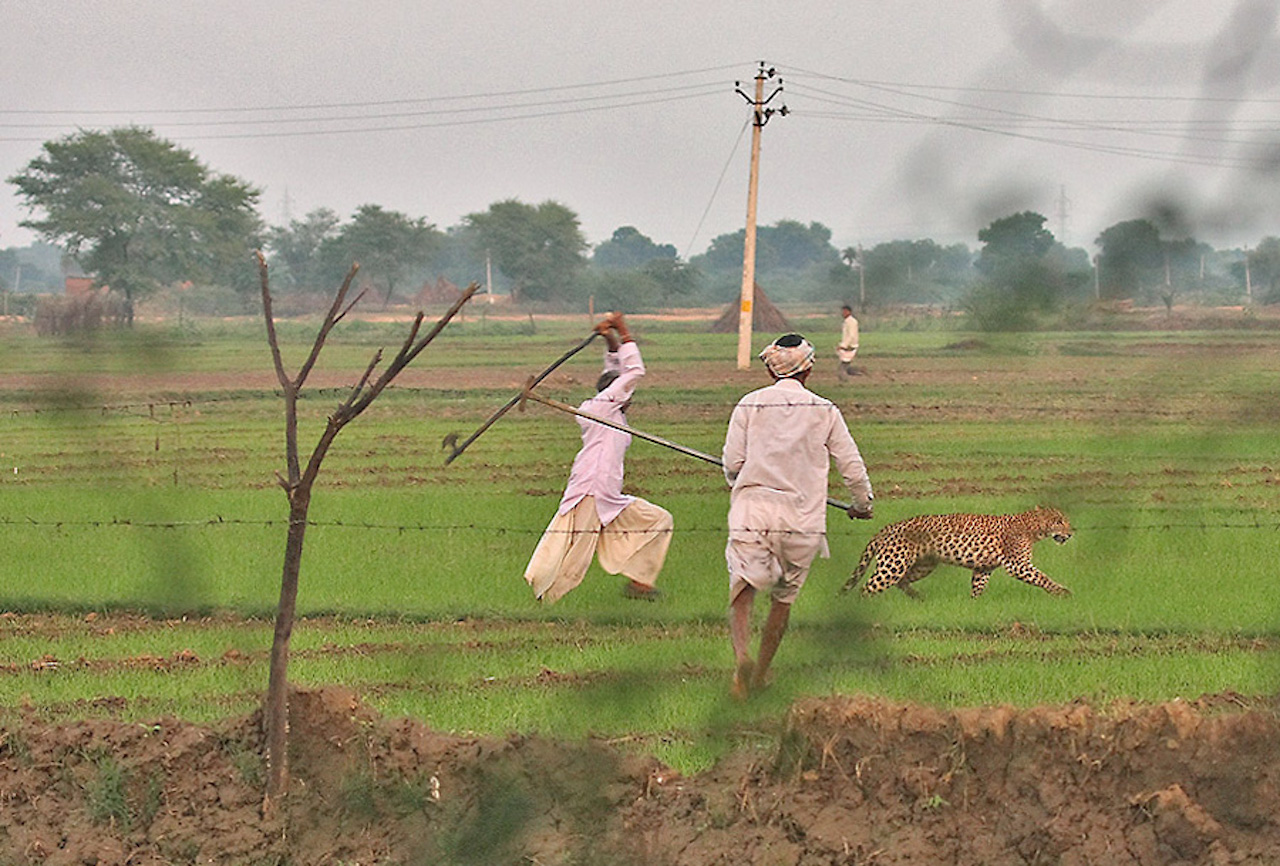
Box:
[1245,248,1253,303]
[734,63,787,370]
[485,249,495,305]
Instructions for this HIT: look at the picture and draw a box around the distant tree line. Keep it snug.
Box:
[5,126,1278,327]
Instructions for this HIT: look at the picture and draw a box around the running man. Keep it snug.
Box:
[524,312,672,603]
[723,333,874,698]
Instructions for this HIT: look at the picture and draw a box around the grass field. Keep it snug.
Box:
[1,310,1277,771]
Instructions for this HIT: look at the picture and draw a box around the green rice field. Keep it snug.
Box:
[1,309,1277,770]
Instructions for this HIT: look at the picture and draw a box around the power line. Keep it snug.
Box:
[785,81,1278,171]
[0,63,748,117]
[0,89,726,144]
[683,118,750,261]
[779,65,1280,105]
[791,112,1274,172]
[785,79,1280,144]
[3,58,1274,161]
[0,82,727,131]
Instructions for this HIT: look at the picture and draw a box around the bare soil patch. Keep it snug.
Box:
[2,687,1278,865]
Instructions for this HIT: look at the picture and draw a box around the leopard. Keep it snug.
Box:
[841,505,1073,599]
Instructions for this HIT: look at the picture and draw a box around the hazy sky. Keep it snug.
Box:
[4,0,1280,261]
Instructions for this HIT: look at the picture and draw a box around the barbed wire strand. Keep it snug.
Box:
[2,391,1255,421]
[0,516,1274,535]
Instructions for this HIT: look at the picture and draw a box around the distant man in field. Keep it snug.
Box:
[722,333,874,699]
[524,312,672,603]
[836,304,861,380]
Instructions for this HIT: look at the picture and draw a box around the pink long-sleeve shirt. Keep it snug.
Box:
[722,377,873,543]
[556,340,645,524]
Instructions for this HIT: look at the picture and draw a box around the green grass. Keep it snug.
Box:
[1,317,1279,772]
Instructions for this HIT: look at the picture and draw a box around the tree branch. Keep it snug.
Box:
[332,287,369,328]
[256,251,290,391]
[338,348,384,419]
[348,282,482,417]
[400,282,482,370]
[295,263,361,391]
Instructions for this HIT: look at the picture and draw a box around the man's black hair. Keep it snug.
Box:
[775,333,806,348]
[596,370,620,392]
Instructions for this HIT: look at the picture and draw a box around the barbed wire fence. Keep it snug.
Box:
[4,387,1278,537]
[1,516,1277,537]
[0,390,1261,421]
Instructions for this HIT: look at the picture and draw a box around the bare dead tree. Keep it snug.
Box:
[255,250,479,816]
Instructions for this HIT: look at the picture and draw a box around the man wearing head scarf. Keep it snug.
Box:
[524,312,672,604]
[722,333,874,699]
[836,304,861,380]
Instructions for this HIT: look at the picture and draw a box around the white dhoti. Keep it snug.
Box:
[524,496,673,603]
[725,492,827,605]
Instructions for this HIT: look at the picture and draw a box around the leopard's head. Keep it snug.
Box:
[1030,506,1073,544]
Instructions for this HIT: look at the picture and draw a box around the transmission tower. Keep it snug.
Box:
[1056,185,1071,246]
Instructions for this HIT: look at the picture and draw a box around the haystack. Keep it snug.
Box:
[416,276,464,305]
[709,283,791,333]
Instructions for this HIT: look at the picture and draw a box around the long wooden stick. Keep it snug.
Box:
[443,332,599,464]
[522,390,854,512]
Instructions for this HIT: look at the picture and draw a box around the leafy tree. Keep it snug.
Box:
[976,211,1054,275]
[592,226,676,270]
[578,256,700,311]
[761,219,840,271]
[464,199,587,303]
[8,126,261,319]
[1248,237,1280,303]
[694,219,839,274]
[965,212,1079,330]
[1095,218,1164,299]
[265,208,342,292]
[693,228,748,273]
[640,257,699,300]
[859,239,974,304]
[325,204,441,306]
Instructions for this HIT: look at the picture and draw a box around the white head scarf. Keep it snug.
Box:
[759,334,815,378]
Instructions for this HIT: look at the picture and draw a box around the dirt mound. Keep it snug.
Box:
[2,688,1278,865]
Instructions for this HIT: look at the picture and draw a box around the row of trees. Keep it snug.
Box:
[6,126,1279,322]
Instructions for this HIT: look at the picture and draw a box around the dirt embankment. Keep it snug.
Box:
[2,688,1278,865]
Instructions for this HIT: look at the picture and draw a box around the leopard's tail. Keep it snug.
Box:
[840,537,878,594]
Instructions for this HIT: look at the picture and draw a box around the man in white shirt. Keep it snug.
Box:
[524,312,672,603]
[836,304,861,380]
[722,333,874,699]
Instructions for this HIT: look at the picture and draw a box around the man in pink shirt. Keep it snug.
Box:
[524,312,672,603]
[723,333,874,699]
